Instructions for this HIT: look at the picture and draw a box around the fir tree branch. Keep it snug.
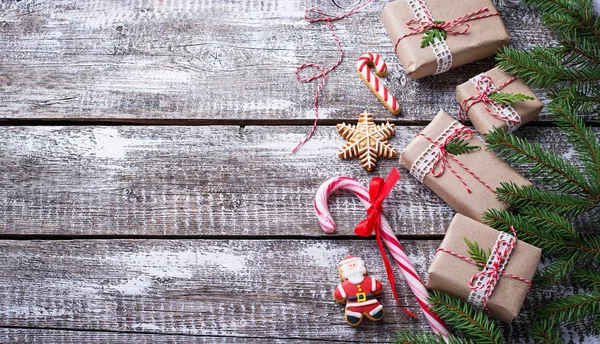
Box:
[535,253,579,285]
[488,91,534,106]
[496,46,600,88]
[529,318,563,344]
[464,238,490,268]
[575,268,600,291]
[595,316,600,331]
[484,208,600,259]
[524,0,600,42]
[486,128,593,195]
[428,291,503,344]
[540,293,600,323]
[496,182,596,217]
[550,88,600,194]
[520,207,578,238]
[445,138,480,155]
[393,332,473,344]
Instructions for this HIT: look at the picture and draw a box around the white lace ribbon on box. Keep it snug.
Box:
[471,73,522,132]
[405,0,453,74]
[409,120,462,182]
[467,231,516,308]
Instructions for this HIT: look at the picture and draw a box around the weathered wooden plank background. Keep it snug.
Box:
[0,0,598,343]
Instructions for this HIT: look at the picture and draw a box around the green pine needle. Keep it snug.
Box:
[445,138,481,155]
[393,332,473,344]
[486,128,594,195]
[575,268,600,291]
[496,182,596,217]
[464,238,490,269]
[421,23,447,48]
[540,293,600,324]
[595,316,600,331]
[428,291,503,344]
[529,318,564,344]
[488,91,534,106]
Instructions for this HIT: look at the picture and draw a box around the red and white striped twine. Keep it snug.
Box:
[434,226,532,314]
[293,0,374,153]
[393,0,500,53]
[419,127,494,193]
[458,75,519,126]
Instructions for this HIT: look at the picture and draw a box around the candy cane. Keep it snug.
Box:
[356,52,401,115]
[314,176,449,340]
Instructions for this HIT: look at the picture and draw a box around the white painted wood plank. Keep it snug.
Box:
[0,0,565,122]
[0,125,593,236]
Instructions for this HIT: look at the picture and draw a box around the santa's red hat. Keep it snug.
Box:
[338,256,363,267]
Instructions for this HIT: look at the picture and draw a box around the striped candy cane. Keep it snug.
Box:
[356,52,401,115]
[314,174,449,340]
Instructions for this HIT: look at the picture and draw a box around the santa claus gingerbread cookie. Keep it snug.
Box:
[333,256,384,326]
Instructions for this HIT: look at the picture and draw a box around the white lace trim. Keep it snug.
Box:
[405,0,453,75]
[409,120,462,183]
[471,74,521,133]
[467,231,515,308]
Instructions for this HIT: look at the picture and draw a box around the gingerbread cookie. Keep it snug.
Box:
[334,256,384,326]
[336,111,398,172]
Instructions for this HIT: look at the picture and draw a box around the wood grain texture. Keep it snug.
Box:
[0,0,570,123]
[0,239,595,343]
[0,125,596,236]
[0,328,320,343]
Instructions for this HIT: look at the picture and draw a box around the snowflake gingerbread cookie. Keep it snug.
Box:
[336,111,397,171]
[334,256,384,326]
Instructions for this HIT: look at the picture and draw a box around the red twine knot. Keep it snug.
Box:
[394,1,500,53]
[458,75,518,125]
[436,226,532,314]
[353,168,417,318]
[419,126,493,193]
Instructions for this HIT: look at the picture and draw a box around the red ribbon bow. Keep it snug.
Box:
[458,75,519,126]
[393,0,500,53]
[354,168,417,318]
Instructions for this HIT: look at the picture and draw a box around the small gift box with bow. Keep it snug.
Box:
[456,67,544,135]
[427,214,541,322]
[381,0,510,80]
[399,110,530,222]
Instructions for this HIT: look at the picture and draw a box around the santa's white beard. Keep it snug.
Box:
[343,268,366,284]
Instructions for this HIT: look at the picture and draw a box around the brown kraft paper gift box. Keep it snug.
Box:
[456,67,544,135]
[381,0,510,80]
[399,110,531,222]
[427,214,541,322]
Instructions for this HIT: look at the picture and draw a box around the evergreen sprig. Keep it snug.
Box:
[539,293,600,324]
[488,91,534,106]
[483,209,600,285]
[575,268,600,290]
[445,138,481,155]
[486,129,594,196]
[464,238,490,268]
[427,291,503,344]
[421,21,447,48]
[529,318,563,344]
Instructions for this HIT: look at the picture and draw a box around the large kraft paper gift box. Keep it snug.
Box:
[456,67,544,135]
[381,0,510,80]
[399,110,531,222]
[427,214,541,322]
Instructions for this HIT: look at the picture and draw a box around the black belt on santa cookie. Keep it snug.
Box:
[347,292,376,302]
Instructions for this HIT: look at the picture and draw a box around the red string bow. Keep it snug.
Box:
[353,168,417,318]
[458,75,519,127]
[393,0,500,53]
[419,127,494,194]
